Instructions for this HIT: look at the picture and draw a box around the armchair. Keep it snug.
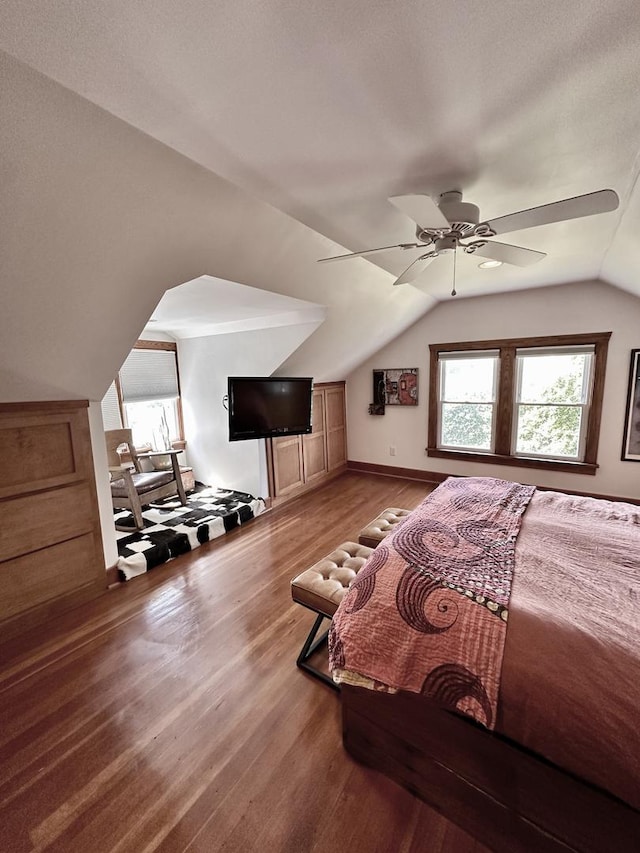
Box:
[105,429,188,531]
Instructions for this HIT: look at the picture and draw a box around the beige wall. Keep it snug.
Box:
[346,280,640,500]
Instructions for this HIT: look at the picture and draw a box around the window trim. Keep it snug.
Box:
[427,332,611,475]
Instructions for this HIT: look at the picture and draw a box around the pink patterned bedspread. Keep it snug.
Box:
[329,476,535,729]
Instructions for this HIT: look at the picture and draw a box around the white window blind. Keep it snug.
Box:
[439,349,500,362]
[119,349,179,403]
[101,381,123,430]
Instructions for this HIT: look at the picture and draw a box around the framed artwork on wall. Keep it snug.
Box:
[377,368,419,406]
[622,349,640,461]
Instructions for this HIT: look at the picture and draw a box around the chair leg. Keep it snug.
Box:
[116,468,146,530]
[131,496,144,530]
[296,613,339,691]
[120,469,145,530]
[170,453,188,505]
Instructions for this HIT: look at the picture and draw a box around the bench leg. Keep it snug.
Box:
[296,613,339,691]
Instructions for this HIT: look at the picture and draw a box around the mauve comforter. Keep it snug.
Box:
[499,489,640,810]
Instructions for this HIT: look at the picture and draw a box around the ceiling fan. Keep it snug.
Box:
[318,188,619,294]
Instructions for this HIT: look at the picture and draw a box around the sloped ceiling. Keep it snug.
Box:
[0,52,435,401]
[1,2,640,399]
[145,276,327,340]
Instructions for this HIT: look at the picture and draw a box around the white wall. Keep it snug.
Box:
[178,322,321,497]
[347,280,640,500]
[88,401,120,568]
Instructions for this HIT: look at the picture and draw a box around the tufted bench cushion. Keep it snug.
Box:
[358,507,412,548]
[291,541,373,618]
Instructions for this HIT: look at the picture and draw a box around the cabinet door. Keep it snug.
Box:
[271,435,304,496]
[302,388,328,484]
[0,402,106,641]
[325,384,347,470]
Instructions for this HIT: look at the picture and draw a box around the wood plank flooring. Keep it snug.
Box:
[0,472,489,853]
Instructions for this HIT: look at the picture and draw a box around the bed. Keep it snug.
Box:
[329,477,640,853]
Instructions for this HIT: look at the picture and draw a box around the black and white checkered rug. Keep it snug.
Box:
[115,486,266,581]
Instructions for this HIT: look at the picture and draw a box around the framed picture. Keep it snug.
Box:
[622,349,640,461]
[375,368,419,406]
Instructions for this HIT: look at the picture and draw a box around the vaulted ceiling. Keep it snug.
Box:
[2,1,640,396]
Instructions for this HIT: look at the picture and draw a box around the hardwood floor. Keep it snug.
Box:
[0,472,489,853]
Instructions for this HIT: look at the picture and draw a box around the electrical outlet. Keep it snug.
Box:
[389,445,396,457]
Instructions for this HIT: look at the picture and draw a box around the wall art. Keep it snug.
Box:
[375,368,419,406]
[622,349,640,461]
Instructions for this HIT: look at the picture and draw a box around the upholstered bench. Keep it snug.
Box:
[291,541,373,689]
[358,507,412,548]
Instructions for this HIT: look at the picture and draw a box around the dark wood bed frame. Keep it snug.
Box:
[342,685,640,853]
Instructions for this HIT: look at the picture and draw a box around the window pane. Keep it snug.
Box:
[519,353,590,404]
[442,357,496,403]
[441,403,493,450]
[124,399,179,449]
[515,405,581,458]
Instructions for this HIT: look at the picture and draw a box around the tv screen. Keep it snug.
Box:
[228,377,313,441]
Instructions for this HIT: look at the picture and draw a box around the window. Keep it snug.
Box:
[123,398,180,450]
[513,347,593,461]
[439,352,498,452]
[428,333,610,474]
[100,341,185,450]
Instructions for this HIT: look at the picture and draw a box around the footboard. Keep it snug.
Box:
[341,685,640,853]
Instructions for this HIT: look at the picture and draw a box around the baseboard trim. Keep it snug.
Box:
[347,460,640,506]
[347,461,448,484]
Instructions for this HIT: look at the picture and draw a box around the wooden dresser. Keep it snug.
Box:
[266,381,347,505]
[0,401,106,641]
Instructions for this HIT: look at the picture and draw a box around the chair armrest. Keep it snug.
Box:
[109,466,136,489]
[137,450,180,459]
[109,465,129,475]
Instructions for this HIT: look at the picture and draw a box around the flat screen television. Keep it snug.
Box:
[228,376,313,441]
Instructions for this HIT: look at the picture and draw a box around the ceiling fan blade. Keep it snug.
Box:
[318,242,422,263]
[472,240,546,267]
[388,194,450,229]
[485,189,619,236]
[393,253,437,286]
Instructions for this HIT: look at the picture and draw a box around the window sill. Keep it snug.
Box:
[426,447,597,475]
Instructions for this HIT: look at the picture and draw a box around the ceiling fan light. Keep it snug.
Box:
[478,260,503,269]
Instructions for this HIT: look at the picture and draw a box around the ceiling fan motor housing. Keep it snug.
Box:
[415,191,480,240]
[438,191,480,230]
[434,235,457,254]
